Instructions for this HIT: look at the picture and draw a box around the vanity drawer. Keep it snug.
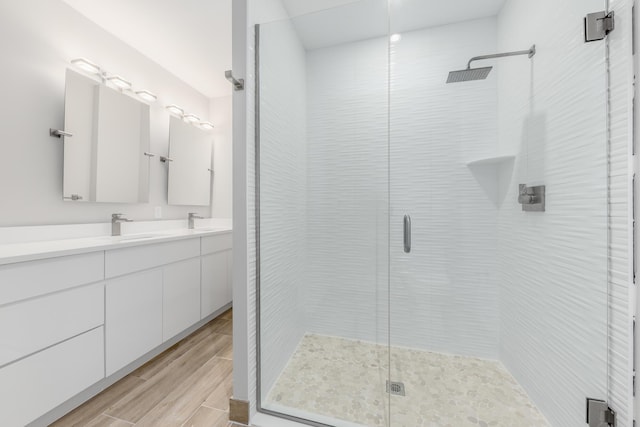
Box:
[0,283,104,367]
[0,252,104,306]
[105,238,200,278]
[201,233,233,255]
[0,327,104,427]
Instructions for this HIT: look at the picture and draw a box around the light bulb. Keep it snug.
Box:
[71,58,101,74]
[136,90,157,103]
[183,114,200,123]
[106,75,132,90]
[199,121,215,131]
[166,104,184,116]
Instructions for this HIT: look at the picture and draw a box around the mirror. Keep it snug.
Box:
[167,116,212,206]
[62,69,151,203]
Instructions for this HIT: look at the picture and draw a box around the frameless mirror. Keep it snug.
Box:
[62,69,151,203]
[167,115,212,206]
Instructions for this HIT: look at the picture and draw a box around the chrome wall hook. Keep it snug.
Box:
[225,70,245,91]
[50,128,73,139]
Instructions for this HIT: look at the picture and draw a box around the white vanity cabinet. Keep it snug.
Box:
[104,238,200,375]
[0,230,232,426]
[105,268,163,376]
[0,253,105,427]
[164,258,201,341]
[201,233,233,319]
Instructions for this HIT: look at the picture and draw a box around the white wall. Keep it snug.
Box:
[497,0,633,426]
[305,36,390,347]
[388,19,499,357]
[0,0,230,227]
[211,95,233,219]
[234,0,293,417]
[304,18,500,358]
[258,17,308,397]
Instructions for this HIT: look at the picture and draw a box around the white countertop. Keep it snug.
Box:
[0,219,232,266]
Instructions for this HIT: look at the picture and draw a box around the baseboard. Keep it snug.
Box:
[229,397,251,425]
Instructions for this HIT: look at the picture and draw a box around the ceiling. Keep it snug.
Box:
[61,0,507,95]
[281,0,508,50]
[281,0,363,18]
[62,0,232,99]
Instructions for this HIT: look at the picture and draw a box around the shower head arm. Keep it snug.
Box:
[467,45,536,69]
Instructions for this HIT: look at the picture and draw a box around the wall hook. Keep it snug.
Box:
[50,128,73,139]
[225,70,244,91]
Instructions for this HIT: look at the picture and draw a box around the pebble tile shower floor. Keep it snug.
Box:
[266,334,550,427]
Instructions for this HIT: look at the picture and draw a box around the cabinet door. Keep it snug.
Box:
[163,258,201,341]
[0,327,104,427]
[106,269,163,376]
[201,251,230,319]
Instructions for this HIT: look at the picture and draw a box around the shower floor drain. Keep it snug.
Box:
[386,381,406,396]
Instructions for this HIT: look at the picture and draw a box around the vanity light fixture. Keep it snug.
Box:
[166,104,185,116]
[183,113,200,123]
[106,75,132,90]
[71,57,101,74]
[199,121,215,131]
[135,90,158,103]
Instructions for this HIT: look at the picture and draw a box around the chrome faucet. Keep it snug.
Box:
[112,213,133,236]
[188,212,203,229]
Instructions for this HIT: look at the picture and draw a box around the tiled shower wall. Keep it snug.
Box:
[245,0,633,424]
[496,0,632,425]
[257,16,308,396]
[305,35,391,347]
[388,18,500,358]
[608,0,634,424]
[304,17,501,357]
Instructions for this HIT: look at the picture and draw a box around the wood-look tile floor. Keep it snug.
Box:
[52,309,237,427]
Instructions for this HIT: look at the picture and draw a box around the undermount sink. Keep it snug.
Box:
[108,233,169,242]
[195,227,229,232]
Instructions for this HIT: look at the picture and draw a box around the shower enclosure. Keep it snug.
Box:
[255,0,628,426]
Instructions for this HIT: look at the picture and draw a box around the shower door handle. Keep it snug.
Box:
[403,215,411,253]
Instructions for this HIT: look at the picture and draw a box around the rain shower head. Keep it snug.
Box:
[447,66,493,83]
[447,45,536,84]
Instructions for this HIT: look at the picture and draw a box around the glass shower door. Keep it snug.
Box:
[388,0,610,426]
[256,2,392,426]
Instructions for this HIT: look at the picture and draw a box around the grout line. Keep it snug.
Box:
[101,413,135,425]
[181,404,228,427]
[180,404,205,427]
[200,405,227,414]
[201,402,229,412]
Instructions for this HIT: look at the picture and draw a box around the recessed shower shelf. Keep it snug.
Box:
[466,155,516,207]
[466,155,516,168]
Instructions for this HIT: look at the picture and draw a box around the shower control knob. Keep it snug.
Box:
[518,184,546,212]
[518,192,538,205]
